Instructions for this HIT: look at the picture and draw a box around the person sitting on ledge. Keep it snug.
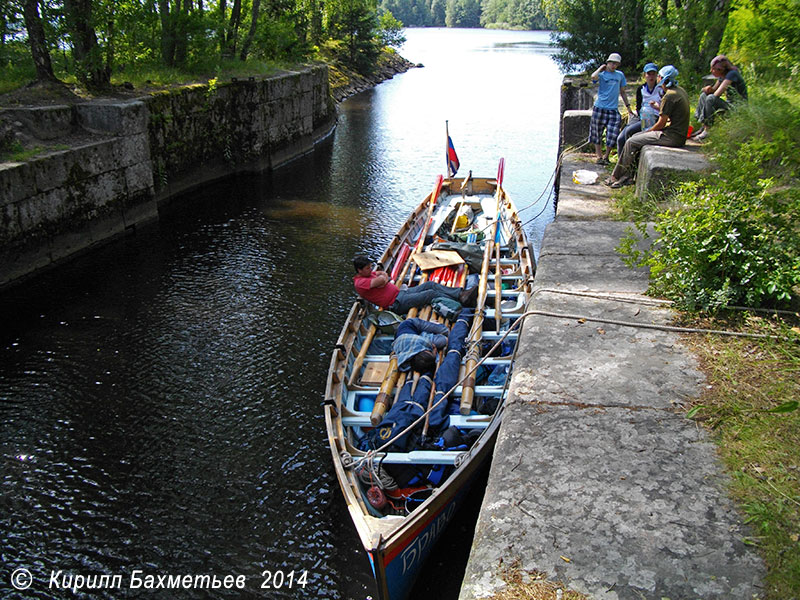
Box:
[616,62,664,156]
[352,255,478,315]
[691,54,748,141]
[605,65,690,189]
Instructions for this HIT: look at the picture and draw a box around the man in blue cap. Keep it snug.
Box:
[606,65,690,188]
[616,63,665,156]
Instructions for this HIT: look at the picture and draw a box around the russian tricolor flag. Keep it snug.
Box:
[446,135,460,177]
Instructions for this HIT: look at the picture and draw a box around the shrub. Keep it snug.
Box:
[619,83,800,311]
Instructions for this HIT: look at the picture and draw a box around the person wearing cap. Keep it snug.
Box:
[691,54,748,141]
[589,52,630,165]
[616,63,665,156]
[605,65,690,188]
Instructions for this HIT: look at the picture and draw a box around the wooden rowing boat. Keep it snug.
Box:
[324,166,534,600]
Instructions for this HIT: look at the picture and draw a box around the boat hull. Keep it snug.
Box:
[370,419,499,600]
[324,174,534,600]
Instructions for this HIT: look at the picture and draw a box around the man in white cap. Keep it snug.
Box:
[589,52,631,165]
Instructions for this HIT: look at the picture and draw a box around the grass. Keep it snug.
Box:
[610,73,800,595]
[488,560,589,600]
[677,312,800,599]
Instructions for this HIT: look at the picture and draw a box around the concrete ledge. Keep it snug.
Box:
[459,220,764,600]
[635,144,711,199]
[562,109,592,148]
[0,66,337,290]
[555,154,615,220]
[0,105,74,139]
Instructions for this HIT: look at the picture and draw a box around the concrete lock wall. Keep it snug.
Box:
[0,65,336,289]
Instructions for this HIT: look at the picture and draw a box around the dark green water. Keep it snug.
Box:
[0,29,561,599]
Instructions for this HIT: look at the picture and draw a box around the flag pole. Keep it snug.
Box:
[445,120,450,177]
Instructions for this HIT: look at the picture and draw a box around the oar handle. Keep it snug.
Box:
[348,325,378,387]
[371,355,399,425]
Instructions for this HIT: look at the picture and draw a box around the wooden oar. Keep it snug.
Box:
[460,158,504,415]
[494,216,503,334]
[370,355,399,425]
[494,163,505,334]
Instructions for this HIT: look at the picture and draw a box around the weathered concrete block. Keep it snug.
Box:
[635,145,710,198]
[0,200,21,242]
[2,65,335,289]
[562,109,592,148]
[460,219,764,600]
[17,188,63,232]
[110,133,151,166]
[1,105,74,139]
[123,162,155,196]
[31,151,69,194]
[75,100,149,136]
[0,161,36,206]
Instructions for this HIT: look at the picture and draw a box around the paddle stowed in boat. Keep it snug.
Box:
[367,178,445,423]
[460,159,504,415]
[494,159,505,334]
[324,166,534,600]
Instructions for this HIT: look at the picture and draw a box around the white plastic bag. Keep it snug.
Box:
[572,169,599,185]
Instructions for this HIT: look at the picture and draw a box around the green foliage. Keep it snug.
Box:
[684,325,800,599]
[722,0,800,77]
[619,84,800,311]
[2,0,394,96]
[446,0,482,27]
[644,0,730,76]
[551,0,645,72]
[481,0,552,29]
[377,11,405,49]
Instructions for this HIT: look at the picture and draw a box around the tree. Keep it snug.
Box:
[240,0,262,60]
[647,0,731,74]
[22,0,57,81]
[63,0,111,89]
[431,0,446,25]
[446,0,481,27]
[378,10,405,48]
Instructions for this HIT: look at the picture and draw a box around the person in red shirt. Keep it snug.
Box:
[353,255,477,315]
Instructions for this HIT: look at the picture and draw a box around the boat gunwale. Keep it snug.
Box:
[323,175,534,598]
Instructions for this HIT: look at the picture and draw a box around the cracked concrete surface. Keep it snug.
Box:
[458,220,765,600]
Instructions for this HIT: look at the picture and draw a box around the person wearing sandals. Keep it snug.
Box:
[691,55,748,141]
[616,63,664,156]
[589,52,631,165]
[605,65,690,188]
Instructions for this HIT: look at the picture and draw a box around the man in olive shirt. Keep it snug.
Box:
[606,65,689,187]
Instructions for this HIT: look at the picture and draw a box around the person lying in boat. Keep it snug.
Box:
[352,255,478,315]
[359,310,474,456]
[392,317,450,374]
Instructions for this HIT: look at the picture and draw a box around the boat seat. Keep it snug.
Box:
[349,450,470,465]
[342,413,491,430]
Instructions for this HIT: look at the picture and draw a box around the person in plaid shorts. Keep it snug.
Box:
[589,52,631,165]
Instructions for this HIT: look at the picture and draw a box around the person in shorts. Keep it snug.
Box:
[589,52,630,165]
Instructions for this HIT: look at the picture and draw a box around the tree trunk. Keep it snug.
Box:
[63,0,111,89]
[239,0,261,60]
[222,0,242,59]
[174,0,189,66]
[23,0,57,82]
[158,0,176,66]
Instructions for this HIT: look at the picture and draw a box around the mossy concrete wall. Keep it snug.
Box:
[0,65,336,289]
